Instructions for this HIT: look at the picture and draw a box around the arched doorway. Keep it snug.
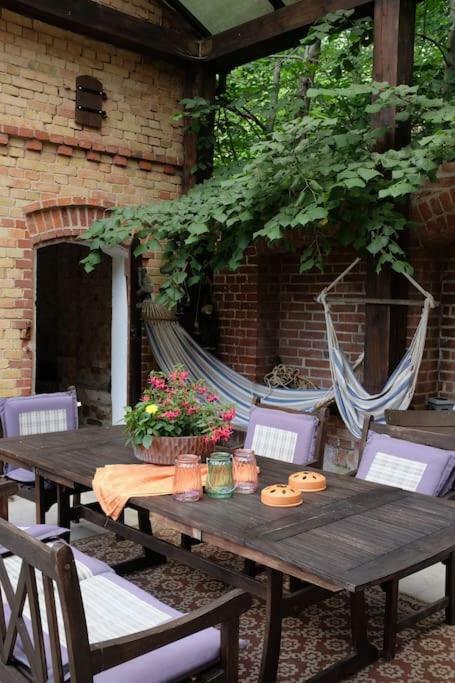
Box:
[34,241,129,425]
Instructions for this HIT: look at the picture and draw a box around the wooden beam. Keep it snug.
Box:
[363,0,416,393]
[0,0,200,61]
[202,0,374,68]
[162,0,211,37]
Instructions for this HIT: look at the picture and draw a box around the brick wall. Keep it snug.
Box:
[0,6,186,399]
[212,166,455,468]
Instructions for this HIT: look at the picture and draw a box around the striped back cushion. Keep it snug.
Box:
[356,431,455,496]
[244,405,319,465]
[19,408,68,436]
[251,425,298,463]
[0,390,78,438]
[3,557,170,650]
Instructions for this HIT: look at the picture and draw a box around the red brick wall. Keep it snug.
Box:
[0,5,186,398]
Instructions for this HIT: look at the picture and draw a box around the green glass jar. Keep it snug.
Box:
[206,452,235,499]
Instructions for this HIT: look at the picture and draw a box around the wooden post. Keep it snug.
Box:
[182,66,218,193]
[364,0,416,393]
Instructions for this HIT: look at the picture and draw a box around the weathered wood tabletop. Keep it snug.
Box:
[1,425,455,682]
[1,425,455,593]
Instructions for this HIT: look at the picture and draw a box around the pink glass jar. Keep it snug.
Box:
[233,448,258,494]
[172,454,202,502]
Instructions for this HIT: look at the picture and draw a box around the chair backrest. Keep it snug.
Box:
[0,389,78,439]
[385,409,455,435]
[244,399,328,467]
[356,415,455,497]
[0,518,92,683]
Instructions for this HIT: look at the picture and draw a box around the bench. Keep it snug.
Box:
[0,480,251,682]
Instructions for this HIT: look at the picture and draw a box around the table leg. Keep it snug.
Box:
[383,579,399,660]
[35,473,46,524]
[446,552,455,626]
[138,509,166,566]
[258,569,283,683]
[57,485,71,529]
[305,591,378,683]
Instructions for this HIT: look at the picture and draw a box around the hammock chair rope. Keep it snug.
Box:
[316,258,437,438]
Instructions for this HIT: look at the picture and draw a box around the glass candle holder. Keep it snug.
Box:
[233,448,258,494]
[206,452,235,499]
[173,454,202,502]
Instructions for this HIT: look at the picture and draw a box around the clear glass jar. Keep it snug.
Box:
[233,448,258,494]
[206,452,235,499]
[172,454,202,502]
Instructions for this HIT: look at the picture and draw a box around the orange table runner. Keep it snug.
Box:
[93,463,208,520]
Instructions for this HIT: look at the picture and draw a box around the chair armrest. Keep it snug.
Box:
[0,478,18,520]
[90,588,251,675]
[0,479,18,498]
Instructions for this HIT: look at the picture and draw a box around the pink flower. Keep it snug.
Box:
[163,409,181,420]
[148,376,166,390]
[140,394,149,402]
[194,384,207,395]
[221,408,236,422]
[169,369,189,384]
[206,393,219,403]
[186,406,199,415]
[207,425,233,443]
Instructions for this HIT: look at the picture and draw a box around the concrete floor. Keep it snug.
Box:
[8,495,446,606]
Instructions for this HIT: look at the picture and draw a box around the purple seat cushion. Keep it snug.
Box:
[0,389,78,438]
[5,467,36,484]
[93,574,220,683]
[244,405,319,465]
[356,431,455,496]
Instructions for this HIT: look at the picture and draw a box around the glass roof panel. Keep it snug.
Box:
[177,0,274,35]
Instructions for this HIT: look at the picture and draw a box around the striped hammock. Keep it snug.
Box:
[144,311,332,430]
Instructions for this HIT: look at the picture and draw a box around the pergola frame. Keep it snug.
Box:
[1,0,418,394]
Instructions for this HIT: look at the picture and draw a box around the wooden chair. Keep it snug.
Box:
[355,415,455,659]
[245,397,328,468]
[385,408,455,435]
[0,389,82,525]
[0,481,251,683]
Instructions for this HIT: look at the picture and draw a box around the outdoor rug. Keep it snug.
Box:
[74,528,455,682]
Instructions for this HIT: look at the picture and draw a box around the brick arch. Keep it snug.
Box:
[23,197,115,245]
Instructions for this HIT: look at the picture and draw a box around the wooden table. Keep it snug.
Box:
[1,426,455,682]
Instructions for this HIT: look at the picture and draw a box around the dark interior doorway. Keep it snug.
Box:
[35,242,112,425]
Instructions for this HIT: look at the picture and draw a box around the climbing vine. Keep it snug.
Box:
[82,7,455,309]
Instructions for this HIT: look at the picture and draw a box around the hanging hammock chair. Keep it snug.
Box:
[316,258,436,438]
[143,303,333,430]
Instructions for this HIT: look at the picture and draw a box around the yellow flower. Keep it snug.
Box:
[145,404,159,415]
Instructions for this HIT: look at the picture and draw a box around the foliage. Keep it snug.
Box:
[82,3,455,307]
[124,366,235,448]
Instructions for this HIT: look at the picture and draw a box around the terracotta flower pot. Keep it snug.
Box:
[132,435,214,465]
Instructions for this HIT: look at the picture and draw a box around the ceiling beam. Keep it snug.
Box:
[162,0,211,37]
[0,0,200,61]
[202,0,374,68]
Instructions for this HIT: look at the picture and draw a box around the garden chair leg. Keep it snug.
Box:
[446,552,455,626]
[220,616,240,683]
[383,579,399,660]
[35,473,46,524]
